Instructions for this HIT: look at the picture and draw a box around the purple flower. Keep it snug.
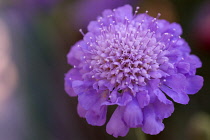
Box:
[65,5,203,137]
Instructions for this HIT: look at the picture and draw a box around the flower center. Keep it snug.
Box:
[84,19,170,92]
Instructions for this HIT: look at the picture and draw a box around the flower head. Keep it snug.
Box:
[65,5,203,137]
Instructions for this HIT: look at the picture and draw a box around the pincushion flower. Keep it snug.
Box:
[65,5,203,137]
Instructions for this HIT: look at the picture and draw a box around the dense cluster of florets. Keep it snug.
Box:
[65,5,203,137]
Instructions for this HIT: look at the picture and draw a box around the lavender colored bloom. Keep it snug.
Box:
[65,5,203,137]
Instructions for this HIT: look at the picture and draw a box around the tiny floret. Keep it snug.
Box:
[65,5,203,137]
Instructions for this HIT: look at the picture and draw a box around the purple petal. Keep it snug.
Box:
[65,80,76,96]
[78,89,100,110]
[149,79,160,89]
[173,38,191,54]
[166,49,182,63]
[103,91,132,106]
[185,55,202,69]
[165,22,182,36]
[149,71,162,78]
[136,90,150,108]
[185,75,203,94]
[123,100,143,128]
[85,105,107,126]
[177,62,190,73]
[102,9,113,18]
[67,41,84,66]
[101,79,115,91]
[83,32,96,43]
[84,91,108,126]
[142,105,164,135]
[155,19,171,33]
[77,103,87,118]
[87,4,133,34]
[109,90,118,103]
[135,13,153,26]
[87,21,100,34]
[106,106,129,138]
[159,62,174,72]
[185,55,202,74]
[154,89,171,104]
[153,98,174,119]
[160,85,189,104]
[164,74,186,94]
[72,80,85,95]
[117,91,133,106]
[114,4,133,22]
[64,69,82,96]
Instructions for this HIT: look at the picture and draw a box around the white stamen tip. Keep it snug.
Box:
[79,29,85,36]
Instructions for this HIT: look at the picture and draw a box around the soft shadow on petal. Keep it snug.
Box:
[83,90,108,126]
[114,4,133,21]
[137,90,150,108]
[123,100,143,128]
[78,89,100,110]
[87,21,101,34]
[117,91,133,106]
[177,62,190,73]
[106,106,129,138]
[102,91,132,106]
[77,103,87,118]
[186,75,204,94]
[72,80,85,95]
[149,79,160,90]
[166,49,182,63]
[67,41,84,66]
[165,23,182,36]
[160,85,189,104]
[65,69,82,96]
[156,19,170,33]
[164,74,186,94]
[142,105,164,135]
[153,98,174,119]
[86,105,107,126]
[102,9,113,18]
[186,55,202,69]
[154,89,171,104]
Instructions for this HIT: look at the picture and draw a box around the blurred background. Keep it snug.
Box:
[0,0,209,140]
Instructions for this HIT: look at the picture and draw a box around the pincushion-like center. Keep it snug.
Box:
[85,20,169,91]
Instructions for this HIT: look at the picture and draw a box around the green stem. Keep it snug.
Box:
[135,128,146,140]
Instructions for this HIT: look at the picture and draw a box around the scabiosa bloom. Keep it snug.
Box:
[65,5,203,137]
